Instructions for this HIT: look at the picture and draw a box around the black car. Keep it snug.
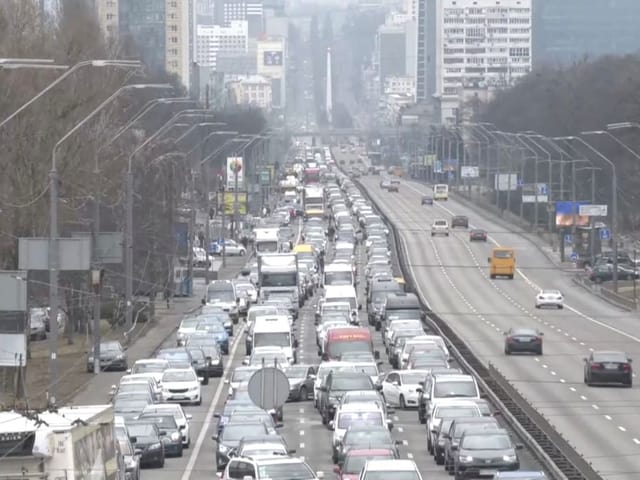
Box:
[451,215,469,228]
[469,229,488,241]
[584,350,633,387]
[317,372,379,424]
[282,365,317,401]
[186,347,211,384]
[87,341,128,373]
[126,422,165,469]
[443,418,500,472]
[132,415,183,457]
[185,337,224,377]
[421,196,433,205]
[504,327,543,355]
[453,429,521,478]
[212,421,271,470]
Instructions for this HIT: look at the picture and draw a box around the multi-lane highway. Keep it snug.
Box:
[346,156,640,479]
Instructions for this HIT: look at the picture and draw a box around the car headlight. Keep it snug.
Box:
[211,357,222,364]
[189,385,199,392]
[88,356,94,362]
[170,432,181,442]
[223,321,232,328]
[459,455,473,463]
[149,443,162,450]
[218,444,229,453]
[116,354,125,359]
[502,454,517,463]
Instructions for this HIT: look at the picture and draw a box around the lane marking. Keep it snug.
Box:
[592,404,599,410]
[605,415,612,421]
[300,430,305,436]
[180,326,244,480]
[619,426,627,432]
[300,442,305,449]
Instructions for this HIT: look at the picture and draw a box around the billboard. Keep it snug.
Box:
[521,183,548,203]
[217,191,248,215]
[263,51,283,66]
[555,201,591,226]
[226,156,244,190]
[494,173,518,191]
[460,166,479,178]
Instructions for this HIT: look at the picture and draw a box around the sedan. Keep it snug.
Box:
[141,403,193,448]
[535,289,564,309]
[87,341,128,373]
[282,365,317,401]
[469,229,488,241]
[380,370,427,409]
[210,239,246,256]
[584,350,633,387]
[126,422,165,468]
[160,368,203,405]
[504,327,543,355]
[451,215,469,228]
[421,195,433,206]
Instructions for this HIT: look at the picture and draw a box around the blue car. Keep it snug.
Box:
[195,322,229,354]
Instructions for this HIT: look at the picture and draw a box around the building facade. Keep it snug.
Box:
[257,37,286,108]
[416,0,531,123]
[227,75,273,110]
[377,23,407,94]
[196,20,249,68]
[214,0,263,37]
[94,0,119,38]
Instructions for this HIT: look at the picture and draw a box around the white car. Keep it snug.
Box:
[127,358,170,385]
[535,289,564,309]
[380,370,428,409]
[431,219,450,236]
[235,281,258,303]
[160,368,203,405]
[176,316,201,346]
[141,403,193,447]
[216,239,246,256]
[225,366,259,397]
[331,402,389,450]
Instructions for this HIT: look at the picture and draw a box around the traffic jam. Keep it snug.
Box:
[107,143,544,480]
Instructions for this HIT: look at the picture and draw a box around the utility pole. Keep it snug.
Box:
[204,166,212,286]
[221,185,227,268]
[92,153,102,376]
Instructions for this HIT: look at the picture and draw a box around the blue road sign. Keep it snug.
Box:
[517,179,524,187]
[564,234,574,244]
[539,184,548,195]
[570,252,579,262]
[600,228,611,241]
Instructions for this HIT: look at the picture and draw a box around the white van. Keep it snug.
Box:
[323,263,355,287]
[324,285,360,323]
[433,184,449,201]
[252,315,297,364]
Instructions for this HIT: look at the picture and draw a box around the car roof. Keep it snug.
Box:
[347,448,395,456]
[365,459,418,471]
[338,402,383,412]
[434,374,474,382]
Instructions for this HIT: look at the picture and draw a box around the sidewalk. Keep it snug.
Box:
[24,257,246,408]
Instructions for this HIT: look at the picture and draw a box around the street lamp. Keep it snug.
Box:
[0,59,141,129]
[0,58,68,70]
[555,135,619,291]
[582,130,640,161]
[48,82,169,403]
[50,83,170,389]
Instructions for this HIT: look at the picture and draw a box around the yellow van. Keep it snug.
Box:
[294,244,314,255]
[488,247,516,279]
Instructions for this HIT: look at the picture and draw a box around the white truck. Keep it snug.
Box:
[258,253,302,309]
[254,227,280,254]
[303,185,325,220]
[0,404,123,480]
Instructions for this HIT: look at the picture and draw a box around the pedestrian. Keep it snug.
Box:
[319,250,325,274]
[164,285,171,309]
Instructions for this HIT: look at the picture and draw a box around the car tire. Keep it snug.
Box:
[177,446,183,457]
[239,249,246,256]
[558,305,563,309]
[202,375,209,386]
[626,380,633,388]
[431,233,435,236]
[399,395,407,410]
[508,274,514,279]
[536,347,543,355]
[196,398,202,406]
[504,347,511,355]
[490,274,495,279]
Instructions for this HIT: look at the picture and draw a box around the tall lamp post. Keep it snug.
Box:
[555,135,619,291]
[48,81,165,403]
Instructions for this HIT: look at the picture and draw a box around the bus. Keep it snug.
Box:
[433,184,449,201]
[488,247,516,279]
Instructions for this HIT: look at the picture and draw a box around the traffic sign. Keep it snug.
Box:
[517,179,524,188]
[247,367,290,410]
[600,228,611,241]
[538,184,548,195]
[579,204,608,217]
[564,234,573,244]
[570,252,579,262]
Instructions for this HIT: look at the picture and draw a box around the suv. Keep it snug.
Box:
[431,219,449,236]
[451,215,469,228]
[317,371,379,424]
[221,449,321,479]
[417,372,480,423]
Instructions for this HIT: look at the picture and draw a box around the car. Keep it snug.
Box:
[584,350,633,387]
[451,215,469,228]
[282,364,317,401]
[335,425,400,466]
[504,327,543,355]
[212,421,271,470]
[210,238,246,256]
[421,195,433,205]
[125,422,165,469]
[132,414,183,457]
[387,181,399,192]
[360,459,422,480]
[221,454,323,480]
[160,368,204,405]
[141,403,193,448]
[452,428,521,478]
[380,180,391,189]
[379,370,427,409]
[431,219,449,237]
[29,311,47,340]
[469,228,488,241]
[114,423,140,479]
[334,448,397,480]
[230,434,294,458]
[535,289,564,309]
[87,340,128,373]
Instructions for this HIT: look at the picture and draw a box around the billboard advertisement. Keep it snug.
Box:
[494,173,518,191]
[263,51,283,66]
[217,191,248,215]
[226,156,244,190]
[555,201,591,226]
[460,166,479,178]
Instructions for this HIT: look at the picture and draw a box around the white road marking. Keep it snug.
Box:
[604,415,612,420]
[633,438,640,444]
[180,327,244,480]
[592,404,599,410]
[300,442,305,449]
[569,387,577,392]
[407,452,414,459]
[300,430,305,436]
[618,426,627,432]
[580,395,588,401]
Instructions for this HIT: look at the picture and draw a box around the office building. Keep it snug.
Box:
[214,0,263,38]
[416,0,532,123]
[257,37,286,108]
[533,0,640,65]
[227,75,273,110]
[196,20,249,68]
[377,23,407,94]
[94,0,119,38]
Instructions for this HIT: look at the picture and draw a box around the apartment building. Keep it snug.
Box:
[227,75,273,110]
[94,0,119,38]
[416,0,532,123]
[213,0,263,37]
[196,20,249,68]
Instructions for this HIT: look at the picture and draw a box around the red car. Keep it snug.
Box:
[334,448,398,480]
[469,228,488,241]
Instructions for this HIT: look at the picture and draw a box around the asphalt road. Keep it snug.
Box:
[351,164,640,479]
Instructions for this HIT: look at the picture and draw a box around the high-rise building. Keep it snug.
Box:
[94,0,119,38]
[416,0,532,123]
[214,0,263,38]
[377,23,407,94]
[118,0,193,89]
[256,37,286,108]
[533,0,640,66]
[196,20,249,68]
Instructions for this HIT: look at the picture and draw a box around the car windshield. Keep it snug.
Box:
[364,472,420,480]
[511,328,538,337]
[118,383,148,393]
[283,366,308,379]
[162,371,196,382]
[435,406,480,419]
[462,433,512,450]
[338,412,383,429]
[345,429,390,445]
[400,372,424,384]
[140,415,178,430]
[325,271,353,285]
[232,369,257,382]
[180,318,200,329]
[257,462,316,480]
[196,323,225,333]
[207,289,235,302]
[318,365,356,380]
[493,250,513,259]
[262,272,297,287]
[188,349,205,361]
[329,341,371,357]
[386,309,420,320]
[251,353,287,365]
[593,352,628,363]
[222,424,265,441]
[356,365,378,376]
[332,376,373,390]
[343,454,395,474]
[114,399,148,412]
[127,424,156,439]
[101,342,121,352]
[132,362,166,374]
[434,381,477,397]
[248,308,278,323]
[254,332,291,347]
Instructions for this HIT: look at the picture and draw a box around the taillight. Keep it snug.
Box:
[591,363,603,370]
[623,363,632,373]
[507,337,516,344]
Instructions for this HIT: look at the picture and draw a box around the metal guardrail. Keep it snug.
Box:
[354,177,604,480]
